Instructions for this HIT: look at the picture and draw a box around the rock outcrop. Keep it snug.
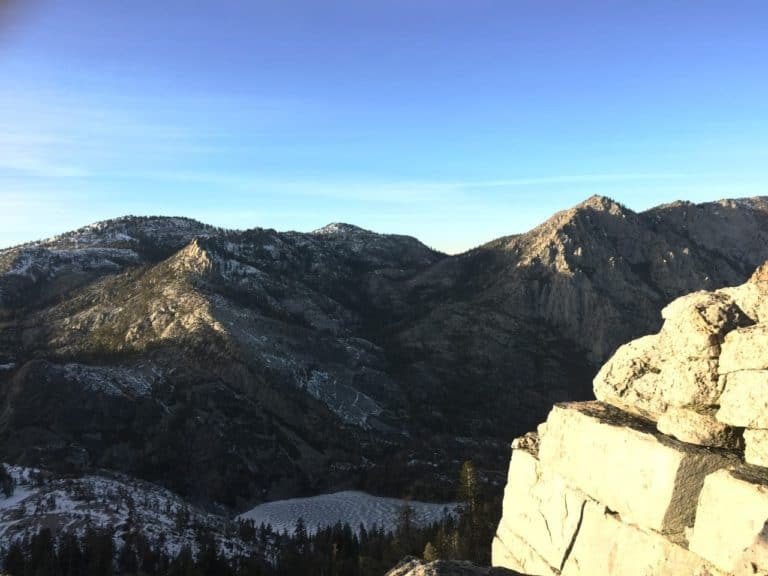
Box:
[494,264,768,575]
[386,557,521,576]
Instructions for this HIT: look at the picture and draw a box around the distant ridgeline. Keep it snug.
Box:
[494,263,768,576]
[1,198,768,511]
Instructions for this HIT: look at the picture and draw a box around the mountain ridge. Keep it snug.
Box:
[1,195,768,511]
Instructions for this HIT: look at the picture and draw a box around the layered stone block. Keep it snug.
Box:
[718,275,768,325]
[719,323,768,373]
[538,401,730,534]
[659,291,746,356]
[496,447,589,571]
[561,502,723,576]
[594,291,751,421]
[656,406,742,449]
[717,370,768,428]
[493,268,768,576]
[745,430,768,468]
[492,533,557,576]
[690,468,768,574]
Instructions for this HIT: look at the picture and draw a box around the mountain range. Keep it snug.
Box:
[1,195,768,512]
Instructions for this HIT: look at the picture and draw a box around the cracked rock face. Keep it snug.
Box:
[657,407,744,450]
[593,290,753,424]
[494,262,768,576]
[594,268,768,450]
[492,407,727,575]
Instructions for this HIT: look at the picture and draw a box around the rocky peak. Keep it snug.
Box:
[556,194,628,224]
[751,261,768,283]
[312,222,371,236]
[167,237,216,277]
[573,194,626,214]
[509,194,631,249]
[494,262,768,575]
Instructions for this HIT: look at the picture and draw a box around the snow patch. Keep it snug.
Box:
[2,247,140,280]
[0,464,251,559]
[6,255,34,276]
[298,370,382,429]
[62,363,159,398]
[311,223,369,236]
[729,197,767,211]
[238,491,457,536]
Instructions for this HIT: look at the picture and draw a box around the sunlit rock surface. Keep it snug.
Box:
[494,265,768,575]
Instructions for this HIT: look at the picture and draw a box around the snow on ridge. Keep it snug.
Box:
[297,370,382,429]
[3,247,140,279]
[238,491,458,536]
[727,197,768,211]
[0,464,251,559]
[4,216,216,255]
[312,223,349,235]
[311,223,372,236]
[217,257,269,282]
[62,363,159,398]
[47,247,139,260]
[6,254,34,276]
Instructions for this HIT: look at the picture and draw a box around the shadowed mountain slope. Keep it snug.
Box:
[1,197,767,510]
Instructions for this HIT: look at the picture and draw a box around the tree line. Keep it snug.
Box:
[1,461,500,576]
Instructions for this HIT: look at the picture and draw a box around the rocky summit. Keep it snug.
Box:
[493,265,768,575]
[2,197,768,511]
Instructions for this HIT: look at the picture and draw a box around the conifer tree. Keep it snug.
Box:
[0,465,13,498]
[457,460,479,515]
[423,541,439,562]
[3,542,25,576]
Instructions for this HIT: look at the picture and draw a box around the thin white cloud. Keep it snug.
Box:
[107,170,698,201]
[451,173,695,188]
[0,154,89,179]
[0,130,90,179]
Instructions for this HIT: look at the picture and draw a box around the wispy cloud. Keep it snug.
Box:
[449,172,695,188]
[0,151,89,179]
[107,170,697,202]
[0,129,90,178]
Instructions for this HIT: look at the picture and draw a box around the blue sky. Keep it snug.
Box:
[1,1,767,253]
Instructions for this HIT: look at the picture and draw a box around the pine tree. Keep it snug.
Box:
[168,545,197,576]
[392,503,416,559]
[293,517,308,554]
[84,528,114,576]
[423,541,439,562]
[457,460,484,561]
[117,539,139,575]
[28,528,56,576]
[58,533,84,576]
[4,542,25,576]
[0,465,13,498]
[457,460,479,515]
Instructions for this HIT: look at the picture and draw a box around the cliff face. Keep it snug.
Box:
[493,264,768,575]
